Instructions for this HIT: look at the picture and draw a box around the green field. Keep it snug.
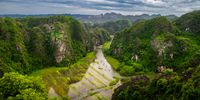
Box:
[30,52,96,97]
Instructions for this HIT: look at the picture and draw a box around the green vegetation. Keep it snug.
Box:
[110,13,200,74]
[176,10,200,35]
[103,41,112,50]
[30,52,96,97]
[0,15,110,98]
[94,20,132,34]
[105,56,120,70]
[0,16,110,75]
[111,10,200,100]
[119,63,143,76]
[0,72,47,99]
[88,91,98,96]
[88,27,111,46]
[0,9,200,100]
[112,66,200,100]
[109,77,119,86]
[106,55,144,76]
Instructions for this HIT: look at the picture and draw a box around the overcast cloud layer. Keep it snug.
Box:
[0,0,200,16]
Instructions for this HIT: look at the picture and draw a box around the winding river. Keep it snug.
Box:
[67,46,121,100]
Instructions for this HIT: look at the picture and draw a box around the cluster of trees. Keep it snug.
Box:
[93,20,132,34]
[176,10,200,35]
[0,16,110,74]
[109,11,200,75]
[0,16,110,99]
[112,65,200,100]
[110,10,200,100]
[0,72,47,99]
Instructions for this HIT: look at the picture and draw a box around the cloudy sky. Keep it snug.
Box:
[0,0,200,16]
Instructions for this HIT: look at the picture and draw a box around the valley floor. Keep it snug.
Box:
[67,46,121,100]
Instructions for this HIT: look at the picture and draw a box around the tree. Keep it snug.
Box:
[0,72,47,99]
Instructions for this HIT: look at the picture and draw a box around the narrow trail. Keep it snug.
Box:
[67,46,121,100]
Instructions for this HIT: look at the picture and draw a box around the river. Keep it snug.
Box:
[67,46,121,100]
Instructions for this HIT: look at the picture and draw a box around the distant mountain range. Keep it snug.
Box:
[74,12,178,23]
[0,12,177,23]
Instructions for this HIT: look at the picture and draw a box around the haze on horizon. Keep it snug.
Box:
[0,0,200,16]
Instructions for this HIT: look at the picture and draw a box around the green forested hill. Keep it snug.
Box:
[0,10,200,100]
[0,16,110,99]
[93,20,132,34]
[0,16,110,75]
[176,10,200,36]
[110,16,200,74]
[110,11,200,99]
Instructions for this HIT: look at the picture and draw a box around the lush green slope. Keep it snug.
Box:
[0,72,47,99]
[110,16,200,75]
[0,16,110,75]
[93,20,132,34]
[176,10,200,36]
[111,11,200,100]
[0,17,32,74]
[112,65,200,100]
[0,16,110,99]
[30,52,96,98]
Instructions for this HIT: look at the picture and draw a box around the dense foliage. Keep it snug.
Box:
[0,10,199,100]
[176,10,200,35]
[31,52,96,97]
[112,65,200,100]
[110,12,200,75]
[93,20,132,34]
[0,72,47,99]
[0,16,110,75]
[0,16,110,98]
[111,10,200,100]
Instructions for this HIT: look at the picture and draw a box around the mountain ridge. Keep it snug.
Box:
[0,12,178,23]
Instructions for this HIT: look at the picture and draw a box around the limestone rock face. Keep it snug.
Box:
[151,39,173,57]
[54,40,67,63]
[53,34,70,63]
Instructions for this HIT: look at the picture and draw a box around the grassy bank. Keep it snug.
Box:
[30,52,96,97]
[105,55,155,80]
[105,56,120,71]
[102,41,112,50]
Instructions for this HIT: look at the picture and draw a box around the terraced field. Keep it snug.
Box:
[68,46,121,100]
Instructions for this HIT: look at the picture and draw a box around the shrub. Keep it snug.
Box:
[163,68,174,75]
[120,65,135,76]
[0,72,47,99]
[109,78,119,86]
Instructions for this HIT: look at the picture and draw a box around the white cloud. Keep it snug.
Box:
[144,0,165,4]
[0,0,200,16]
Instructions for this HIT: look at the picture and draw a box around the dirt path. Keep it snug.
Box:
[67,46,121,100]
